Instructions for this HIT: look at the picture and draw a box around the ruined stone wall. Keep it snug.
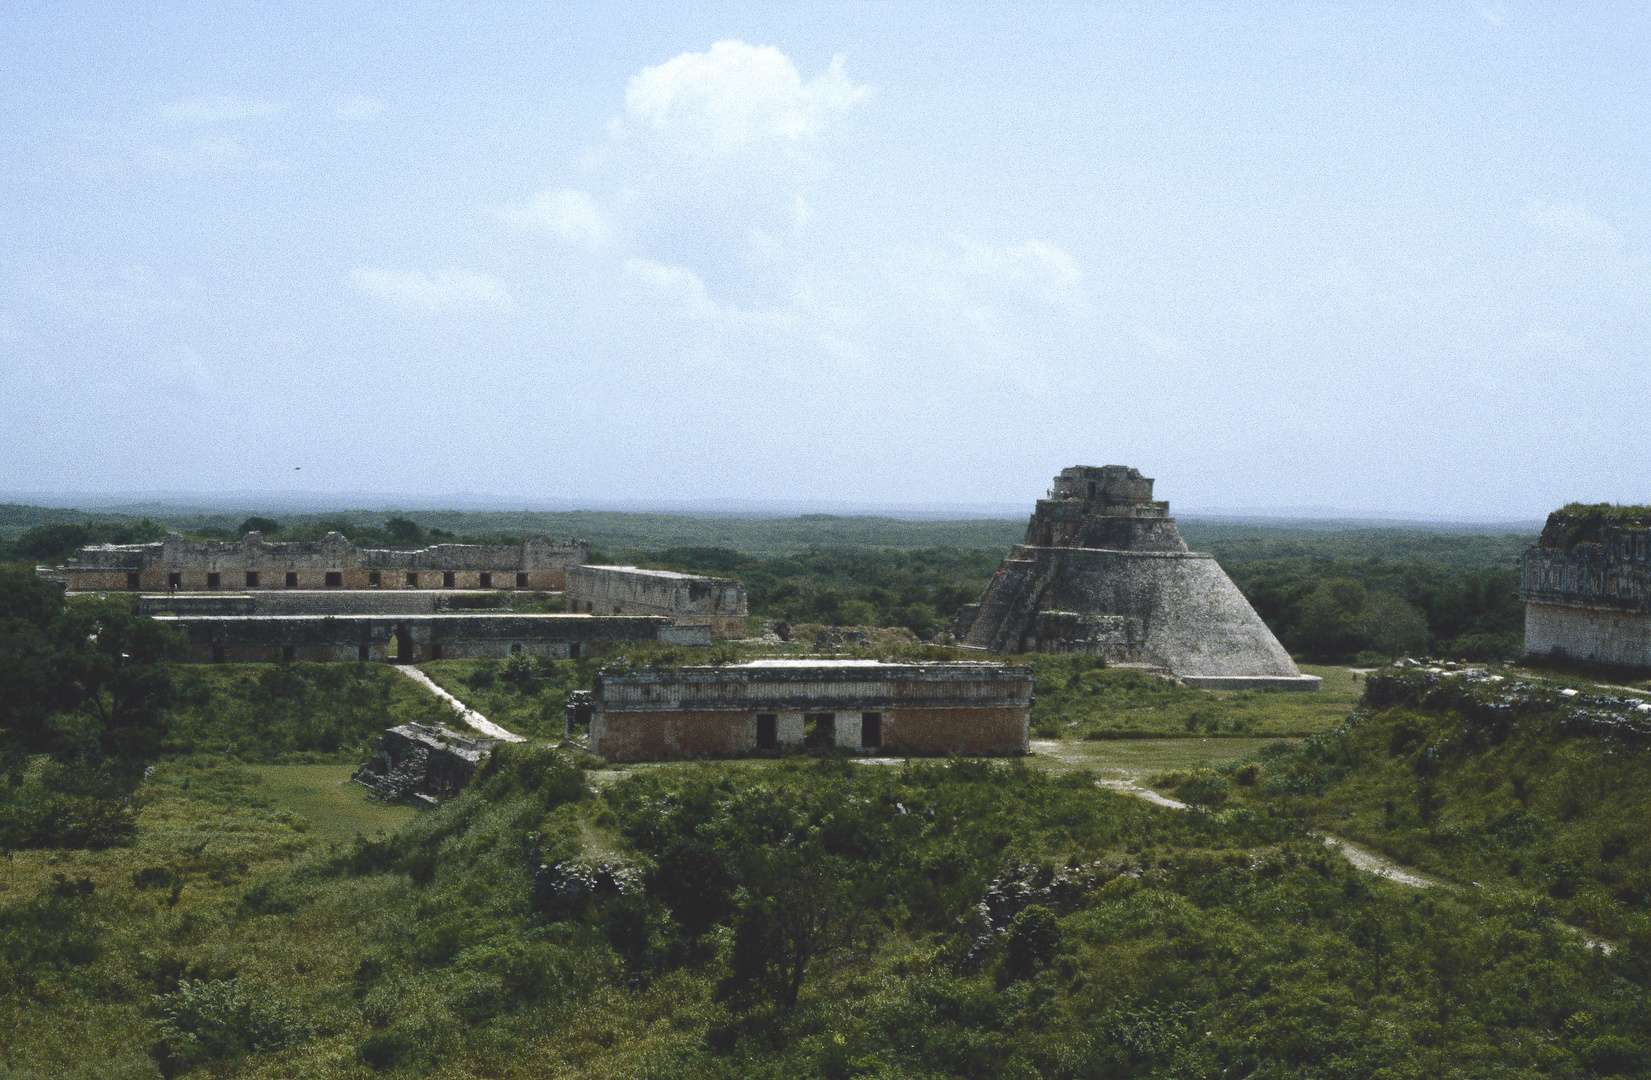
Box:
[153,613,669,664]
[40,532,586,592]
[1524,602,1651,673]
[1519,512,1651,671]
[140,590,447,616]
[565,565,747,639]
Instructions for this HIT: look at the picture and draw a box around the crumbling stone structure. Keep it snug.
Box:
[565,565,747,639]
[588,659,1033,761]
[38,531,587,592]
[953,466,1319,690]
[353,723,497,807]
[153,612,702,664]
[1520,508,1651,673]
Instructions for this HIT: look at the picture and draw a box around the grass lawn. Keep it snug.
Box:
[246,763,416,839]
[1025,737,1294,781]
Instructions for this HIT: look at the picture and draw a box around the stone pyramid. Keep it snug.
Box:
[953,466,1320,690]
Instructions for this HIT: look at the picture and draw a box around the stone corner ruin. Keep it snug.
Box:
[952,465,1320,691]
[1519,507,1651,674]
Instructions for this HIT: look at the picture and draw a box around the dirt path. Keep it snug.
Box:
[1026,741,1614,951]
[392,666,525,742]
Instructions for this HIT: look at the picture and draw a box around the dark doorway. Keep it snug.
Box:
[756,714,778,750]
[206,572,220,590]
[168,572,181,590]
[245,571,259,588]
[861,712,882,749]
[392,624,413,663]
[804,713,835,749]
[358,644,370,662]
[443,571,455,588]
[326,572,343,588]
[282,646,295,662]
[516,572,528,588]
[368,571,381,587]
[406,572,418,587]
[1087,480,1097,499]
[285,572,297,588]
[431,644,443,660]
[211,645,225,663]
[567,641,581,660]
[479,572,492,588]
[126,572,140,590]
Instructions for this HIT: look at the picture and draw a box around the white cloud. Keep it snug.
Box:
[502,188,612,249]
[155,94,286,126]
[1521,199,1623,249]
[350,267,513,312]
[620,40,869,156]
[625,258,720,318]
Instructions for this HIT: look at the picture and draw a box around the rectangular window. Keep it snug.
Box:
[368,571,381,587]
[285,572,297,588]
[206,572,220,590]
[325,572,342,588]
[245,571,259,588]
[861,712,882,749]
[443,571,455,588]
[406,572,418,587]
[282,646,295,663]
[479,572,492,588]
[756,714,778,750]
[126,572,140,590]
[805,713,835,749]
[211,645,225,664]
[516,572,528,588]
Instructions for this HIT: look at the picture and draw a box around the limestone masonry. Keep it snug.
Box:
[588,659,1033,761]
[952,466,1320,690]
[38,531,587,592]
[153,612,701,664]
[565,564,748,639]
[1520,509,1651,673]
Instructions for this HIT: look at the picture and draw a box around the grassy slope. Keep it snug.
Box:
[6,747,1648,1078]
[1168,666,1651,943]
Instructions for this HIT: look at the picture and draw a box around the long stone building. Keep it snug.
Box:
[1520,507,1651,673]
[154,612,698,664]
[564,564,748,639]
[588,659,1033,761]
[952,465,1319,690]
[38,531,587,592]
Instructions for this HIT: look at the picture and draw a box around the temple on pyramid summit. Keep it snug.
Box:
[952,465,1321,690]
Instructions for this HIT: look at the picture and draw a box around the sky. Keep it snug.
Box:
[2,3,1648,520]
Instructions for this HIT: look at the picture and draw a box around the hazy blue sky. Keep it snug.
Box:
[3,3,1646,518]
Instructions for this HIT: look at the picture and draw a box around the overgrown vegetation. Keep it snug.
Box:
[4,742,1648,1077]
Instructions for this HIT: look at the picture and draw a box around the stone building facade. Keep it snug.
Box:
[564,564,747,639]
[38,531,587,592]
[154,612,700,664]
[1520,509,1651,672]
[588,659,1033,762]
[952,466,1319,690]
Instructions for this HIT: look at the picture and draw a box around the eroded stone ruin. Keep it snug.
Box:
[1520,507,1651,673]
[353,723,498,807]
[38,531,587,592]
[953,465,1320,690]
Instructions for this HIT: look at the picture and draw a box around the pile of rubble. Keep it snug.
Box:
[1364,660,1651,748]
[352,723,498,807]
